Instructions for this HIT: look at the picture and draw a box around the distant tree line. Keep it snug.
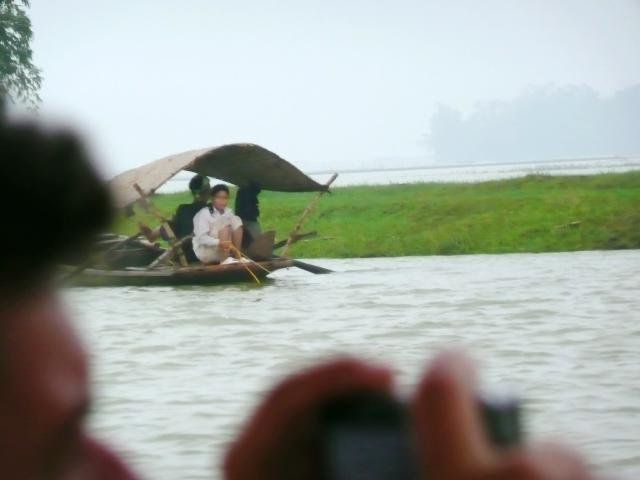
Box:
[426,84,640,164]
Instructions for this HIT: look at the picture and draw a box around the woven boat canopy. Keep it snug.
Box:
[110,143,326,209]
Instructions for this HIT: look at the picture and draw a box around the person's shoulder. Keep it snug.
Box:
[176,203,191,214]
[193,205,211,218]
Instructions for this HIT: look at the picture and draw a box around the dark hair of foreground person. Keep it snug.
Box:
[0,117,138,479]
[0,117,113,300]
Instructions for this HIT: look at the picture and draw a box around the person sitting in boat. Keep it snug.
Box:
[192,184,246,264]
[138,174,211,263]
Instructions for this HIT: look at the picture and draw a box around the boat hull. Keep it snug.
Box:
[65,259,294,287]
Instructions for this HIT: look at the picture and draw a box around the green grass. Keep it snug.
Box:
[113,171,640,258]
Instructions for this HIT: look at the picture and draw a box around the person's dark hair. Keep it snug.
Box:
[0,119,113,297]
[188,174,210,195]
[211,184,230,196]
[235,183,261,222]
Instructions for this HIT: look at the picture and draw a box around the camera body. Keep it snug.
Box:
[320,391,521,480]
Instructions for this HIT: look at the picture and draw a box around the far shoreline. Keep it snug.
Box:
[114,170,640,259]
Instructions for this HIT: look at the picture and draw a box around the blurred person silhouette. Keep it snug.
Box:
[0,115,139,479]
[0,109,596,480]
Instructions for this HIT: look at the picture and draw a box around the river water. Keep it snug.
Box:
[63,250,640,479]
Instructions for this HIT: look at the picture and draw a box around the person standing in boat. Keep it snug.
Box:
[235,182,277,262]
[138,174,211,263]
[235,182,262,247]
[192,184,245,264]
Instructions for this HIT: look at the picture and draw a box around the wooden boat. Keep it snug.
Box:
[66,144,335,287]
[65,259,295,287]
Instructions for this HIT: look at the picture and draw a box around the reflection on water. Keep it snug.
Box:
[64,250,640,479]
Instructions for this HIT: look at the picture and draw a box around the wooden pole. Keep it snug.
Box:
[282,173,337,257]
[147,235,192,270]
[273,231,317,250]
[134,183,188,267]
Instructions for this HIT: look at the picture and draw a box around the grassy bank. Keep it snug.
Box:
[114,171,640,258]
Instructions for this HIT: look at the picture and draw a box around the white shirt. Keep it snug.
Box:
[192,206,242,262]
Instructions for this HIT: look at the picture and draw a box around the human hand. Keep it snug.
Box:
[60,435,140,480]
[224,352,595,480]
[412,351,594,480]
[224,358,392,480]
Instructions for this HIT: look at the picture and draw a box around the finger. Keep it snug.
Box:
[224,357,393,480]
[412,350,496,479]
[64,435,140,480]
[491,444,594,480]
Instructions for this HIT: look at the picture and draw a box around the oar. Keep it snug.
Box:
[271,254,333,274]
[291,259,333,274]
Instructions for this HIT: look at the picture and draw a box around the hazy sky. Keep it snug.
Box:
[29,1,640,175]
